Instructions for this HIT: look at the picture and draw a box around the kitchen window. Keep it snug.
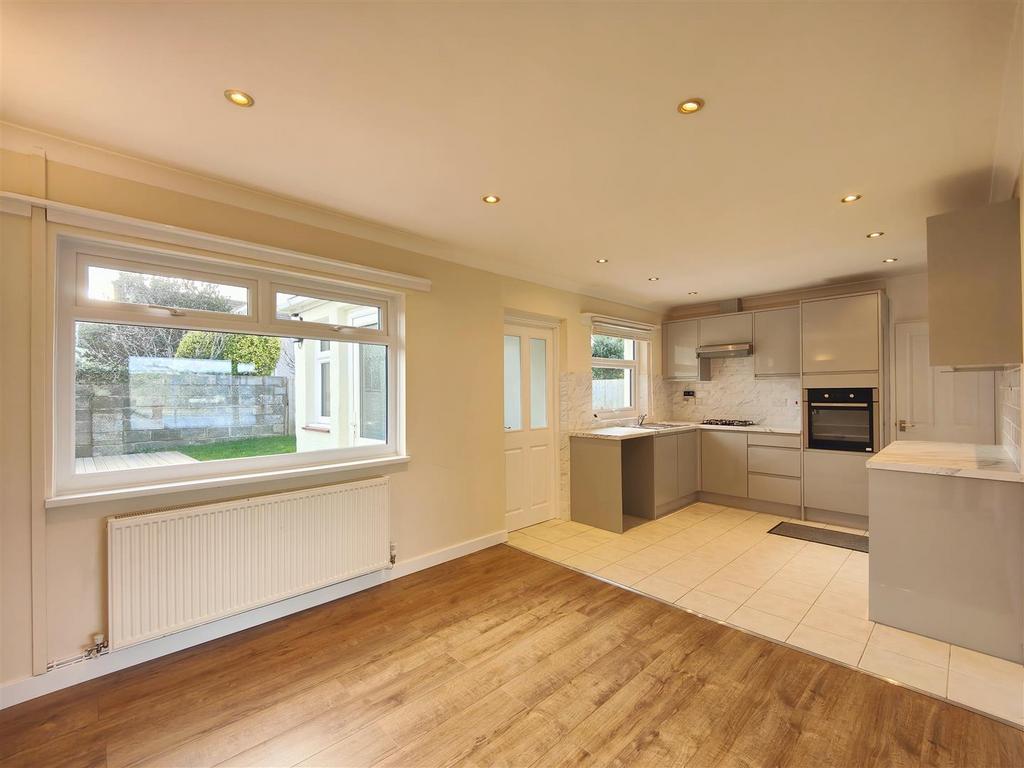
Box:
[591,333,638,415]
[54,238,402,497]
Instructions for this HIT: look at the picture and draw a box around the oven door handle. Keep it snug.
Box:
[809,402,869,408]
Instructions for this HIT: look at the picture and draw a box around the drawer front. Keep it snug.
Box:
[747,446,801,477]
[747,433,801,449]
[748,474,801,506]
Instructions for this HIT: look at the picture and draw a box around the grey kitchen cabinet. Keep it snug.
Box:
[801,293,880,374]
[700,430,748,498]
[927,199,1022,367]
[754,307,800,377]
[677,431,699,498]
[653,434,679,508]
[803,450,869,518]
[663,319,699,380]
[699,313,753,346]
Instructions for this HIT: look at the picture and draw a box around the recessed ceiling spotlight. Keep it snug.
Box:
[688,291,699,295]
[866,231,885,238]
[648,277,660,282]
[482,194,500,204]
[596,258,609,263]
[841,194,862,203]
[224,89,255,107]
[882,257,899,263]
[677,98,705,114]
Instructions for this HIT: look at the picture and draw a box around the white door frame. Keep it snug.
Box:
[504,309,562,524]
[888,315,996,443]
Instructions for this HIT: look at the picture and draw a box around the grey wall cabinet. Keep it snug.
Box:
[663,319,699,380]
[801,293,880,373]
[699,313,753,346]
[677,431,699,498]
[927,199,1022,367]
[803,450,869,518]
[700,430,748,498]
[754,307,800,377]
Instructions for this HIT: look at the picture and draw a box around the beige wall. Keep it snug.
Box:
[0,147,659,680]
[1,211,36,684]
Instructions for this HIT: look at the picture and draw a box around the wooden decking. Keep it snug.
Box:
[2,544,1022,767]
[74,451,198,474]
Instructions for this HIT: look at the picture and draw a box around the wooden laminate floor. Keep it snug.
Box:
[3,545,1022,768]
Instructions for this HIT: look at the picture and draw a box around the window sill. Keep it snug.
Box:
[301,424,332,433]
[46,454,410,509]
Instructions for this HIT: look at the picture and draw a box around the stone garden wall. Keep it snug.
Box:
[76,372,290,457]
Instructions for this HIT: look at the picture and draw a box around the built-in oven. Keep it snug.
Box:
[803,388,879,453]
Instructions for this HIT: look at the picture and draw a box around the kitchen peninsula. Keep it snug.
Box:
[569,421,801,532]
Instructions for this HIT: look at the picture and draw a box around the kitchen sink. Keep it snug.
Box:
[634,423,678,430]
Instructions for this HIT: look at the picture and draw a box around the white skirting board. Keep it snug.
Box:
[0,529,507,709]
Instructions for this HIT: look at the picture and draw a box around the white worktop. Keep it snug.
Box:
[866,440,1024,483]
[568,422,801,441]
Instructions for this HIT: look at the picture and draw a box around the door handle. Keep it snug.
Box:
[898,419,914,432]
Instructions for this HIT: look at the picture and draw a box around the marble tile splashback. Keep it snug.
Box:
[663,356,802,428]
[997,366,1021,470]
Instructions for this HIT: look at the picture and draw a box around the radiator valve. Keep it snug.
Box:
[84,634,108,659]
[389,542,397,566]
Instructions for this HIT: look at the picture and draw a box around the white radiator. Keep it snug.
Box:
[107,478,390,649]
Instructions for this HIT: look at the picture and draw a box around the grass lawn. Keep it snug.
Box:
[180,435,297,461]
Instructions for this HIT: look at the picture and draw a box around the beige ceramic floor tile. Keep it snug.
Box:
[552,520,593,534]
[625,544,686,570]
[633,574,691,603]
[695,574,757,604]
[595,562,648,587]
[760,575,825,604]
[556,535,602,553]
[858,645,947,697]
[947,669,1024,725]
[868,624,950,668]
[714,563,778,589]
[835,556,869,583]
[586,542,640,562]
[509,536,550,555]
[533,542,582,562]
[675,590,740,621]
[528,525,582,543]
[800,605,874,644]
[744,590,813,623]
[727,606,797,642]
[787,624,866,666]
[949,645,1024,684]
[811,587,869,619]
[658,532,704,554]
[821,576,868,602]
[654,557,720,587]
[561,552,614,573]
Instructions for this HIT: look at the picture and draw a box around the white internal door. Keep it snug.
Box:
[504,324,557,531]
[894,321,995,443]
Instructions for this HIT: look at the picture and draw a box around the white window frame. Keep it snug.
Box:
[314,340,332,424]
[53,235,404,497]
[591,332,639,417]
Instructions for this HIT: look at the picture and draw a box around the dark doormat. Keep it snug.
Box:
[768,522,869,553]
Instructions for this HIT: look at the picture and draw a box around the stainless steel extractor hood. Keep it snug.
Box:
[696,342,753,359]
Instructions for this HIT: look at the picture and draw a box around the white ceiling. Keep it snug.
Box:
[1,2,1020,309]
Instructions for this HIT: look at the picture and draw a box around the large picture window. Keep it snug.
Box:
[55,238,403,496]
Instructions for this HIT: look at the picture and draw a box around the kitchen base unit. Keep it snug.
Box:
[867,442,1024,663]
[803,449,869,528]
[570,431,698,533]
